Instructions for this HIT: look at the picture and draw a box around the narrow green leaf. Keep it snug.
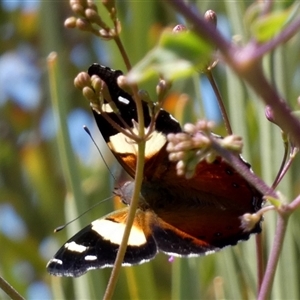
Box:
[249,3,299,42]
[127,31,213,84]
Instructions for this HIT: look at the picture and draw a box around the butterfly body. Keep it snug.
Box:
[47,64,262,277]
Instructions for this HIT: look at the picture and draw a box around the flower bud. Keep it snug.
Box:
[204,10,217,27]
[74,72,90,90]
[172,24,187,33]
[64,17,77,28]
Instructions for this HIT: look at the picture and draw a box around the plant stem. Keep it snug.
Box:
[210,137,277,198]
[0,276,25,300]
[114,35,132,71]
[205,69,232,135]
[166,0,300,149]
[103,87,146,300]
[257,212,289,300]
[256,233,264,292]
[287,193,300,211]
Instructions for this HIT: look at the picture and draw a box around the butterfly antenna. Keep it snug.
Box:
[83,125,117,182]
[54,195,114,232]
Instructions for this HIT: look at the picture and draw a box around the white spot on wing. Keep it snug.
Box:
[65,241,87,253]
[118,96,130,104]
[169,112,179,123]
[91,219,147,246]
[48,258,63,265]
[85,255,97,261]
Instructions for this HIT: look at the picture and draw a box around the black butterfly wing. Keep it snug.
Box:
[47,209,158,277]
[88,64,181,178]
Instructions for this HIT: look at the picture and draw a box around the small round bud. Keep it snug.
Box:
[71,3,85,15]
[76,18,93,31]
[117,75,131,94]
[99,28,113,39]
[87,1,98,12]
[176,160,185,175]
[240,213,261,231]
[183,123,196,134]
[204,10,217,27]
[220,135,243,153]
[173,24,187,33]
[265,105,277,125]
[64,17,77,28]
[85,8,103,25]
[176,140,194,151]
[156,79,171,102]
[82,86,96,102]
[47,52,57,63]
[115,20,122,34]
[74,72,90,90]
[102,0,115,11]
[167,133,176,143]
[90,75,102,94]
[176,132,190,142]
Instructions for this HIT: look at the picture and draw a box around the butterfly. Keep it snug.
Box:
[47,64,263,277]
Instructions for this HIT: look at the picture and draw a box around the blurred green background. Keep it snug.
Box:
[1,0,300,299]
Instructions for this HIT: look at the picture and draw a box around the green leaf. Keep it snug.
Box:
[248,3,299,42]
[126,30,213,84]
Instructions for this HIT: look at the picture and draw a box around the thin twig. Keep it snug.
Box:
[287,193,300,211]
[255,233,264,292]
[166,0,300,149]
[273,147,298,188]
[0,276,25,300]
[252,17,300,61]
[209,136,277,198]
[257,211,290,300]
[114,35,132,71]
[205,69,232,135]
[271,137,289,189]
[103,87,146,300]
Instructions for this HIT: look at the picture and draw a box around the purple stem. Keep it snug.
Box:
[166,0,300,148]
[210,138,277,198]
[257,213,289,300]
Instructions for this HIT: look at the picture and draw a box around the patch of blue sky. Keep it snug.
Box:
[39,236,59,261]
[2,0,40,12]
[70,43,92,68]
[13,261,34,284]
[0,45,41,110]
[0,203,28,240]
[92,38,111,65]
[200,77,222,123]
[40,108,57,140]
[27,281,52,300]
[217,14,232,40]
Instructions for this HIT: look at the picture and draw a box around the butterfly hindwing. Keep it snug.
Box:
[47,209,158,277]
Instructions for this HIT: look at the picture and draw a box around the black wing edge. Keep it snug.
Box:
[88,63,182,143]
[46,224,158,277]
